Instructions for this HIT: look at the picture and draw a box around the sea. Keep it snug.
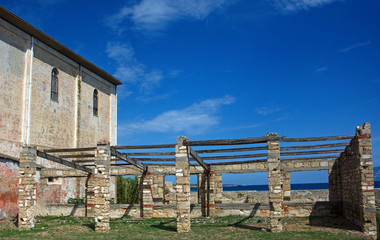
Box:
[190,181,380,192]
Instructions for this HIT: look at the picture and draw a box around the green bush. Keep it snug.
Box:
[117,176,139,204]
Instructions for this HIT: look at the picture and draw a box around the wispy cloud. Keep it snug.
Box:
[119,95,235,135]
[271,0,339,12]
[255,105,282,116]
[105,0,232,32]
[106,42,163,96]
[315,66,328,73]
[337,41,371,53]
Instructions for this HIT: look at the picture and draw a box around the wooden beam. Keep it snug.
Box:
[280,135,354,142]
[280,142,349,151]
[130,157,175,162]
[183,136,284,146]
[110,147,145,170]
[37,150,93,174]
[114,144,175,149]
[189,147,209,171]
[207,159,267,165]
[43,147,96,153]
[199,153,267,161]
[59,154,95,158]
[280,149,344,156]
[281,155,340,161]
[196,146,267,154]
[127,152,175,156]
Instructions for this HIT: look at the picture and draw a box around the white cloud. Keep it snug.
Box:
[315,66,328,73]
[106,42,163,95]
[106,0,231,31]
[255,105,282,116]
[337,41,371,53]
[119,95,235,135]
[271,0,338,12]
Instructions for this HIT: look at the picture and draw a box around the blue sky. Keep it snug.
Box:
[2,0,379,184]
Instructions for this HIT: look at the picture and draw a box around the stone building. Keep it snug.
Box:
[0,6,121,218]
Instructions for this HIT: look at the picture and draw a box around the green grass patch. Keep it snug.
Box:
[0,215,370,240]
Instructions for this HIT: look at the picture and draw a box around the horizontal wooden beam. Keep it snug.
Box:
[200,153,267,161]
[110,147,145,170]
[281,155,340,161]
[43,147,96,153]
[114,144,176,150]
[183,136,284,146]
[130,157,175,162]
[59,154,95,158]
[37,150,93,174]
[280,142,349,151]
[127,152,175,156]
[207,159,267,165]
[189,147,209,171]
[280,135,354,142]
[195,146,267,154]
[280,149,344,157]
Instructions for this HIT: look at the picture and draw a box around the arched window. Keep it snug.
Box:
[51,68,59,101]
[93,89,98,116]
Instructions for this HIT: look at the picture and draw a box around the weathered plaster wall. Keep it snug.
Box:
[0,16,118,217]
[0,159,19,218]
[0,19,27,147]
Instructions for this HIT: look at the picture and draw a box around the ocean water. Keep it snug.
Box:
[190,181,380,192]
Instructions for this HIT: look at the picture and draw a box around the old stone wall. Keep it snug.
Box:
[330,123,377,239]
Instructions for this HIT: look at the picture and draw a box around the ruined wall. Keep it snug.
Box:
[330,123,377,238]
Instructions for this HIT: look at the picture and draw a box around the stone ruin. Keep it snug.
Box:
[17,122,377,239]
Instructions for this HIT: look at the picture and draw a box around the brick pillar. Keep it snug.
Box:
[87,142,111,232]
[267,132,283,233]
[207,170,216,217]
[153,175,165,204]
[198,172,207,216]
[18,146,38,229]
[283,171,291,201]
[140,171,154,218]
[175,136,191,233]
[356,123,377,238]
[214,173,223,204]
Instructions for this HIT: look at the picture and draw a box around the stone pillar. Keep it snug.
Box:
[141,171,154,218]
[356,123,377,238]
[175,136,191,233]
[153,175,165,204]
[283,171,291,201]
[198,172,207,216]
[18,146,38,229]
[267,132,283,233]
[87,142,111,232]
[207,170,216,217]
[214,173,223,204]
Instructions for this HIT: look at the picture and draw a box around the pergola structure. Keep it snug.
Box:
[18,123,377,239]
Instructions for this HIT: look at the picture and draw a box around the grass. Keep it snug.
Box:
[0,215,371,240]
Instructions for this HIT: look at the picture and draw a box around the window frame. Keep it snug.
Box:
[51,68,59,102]
[93,89,99,116]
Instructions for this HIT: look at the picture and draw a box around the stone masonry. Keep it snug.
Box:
[86,142,111,232]
[207,170,216,217]
[267,132,283,232]
[18,146,38,229]
[141,171,154,218]
[331,123,377,239]
[175,137,191,233]
[283,171,291,201]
